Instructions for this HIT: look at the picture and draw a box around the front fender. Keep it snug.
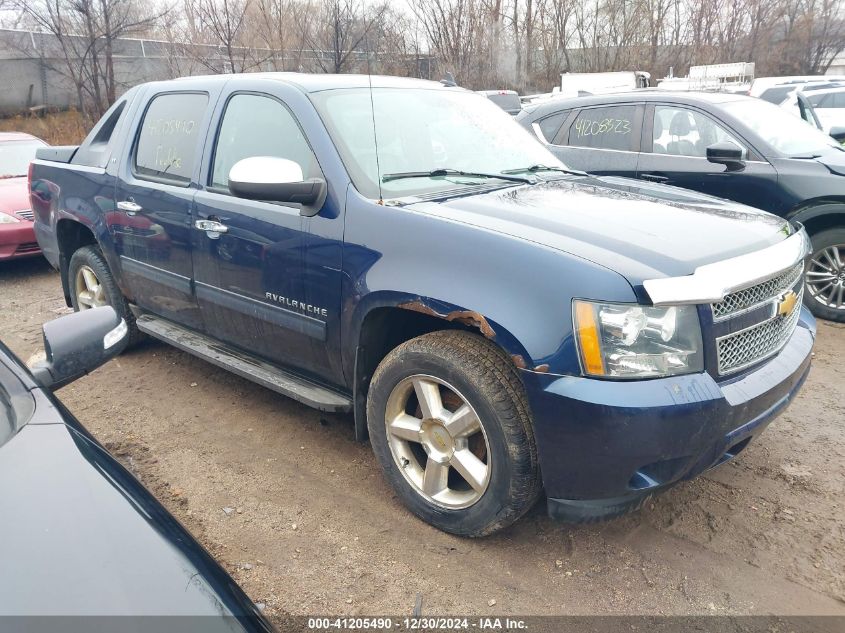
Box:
[341,189,638,378]
[346,289,533,370]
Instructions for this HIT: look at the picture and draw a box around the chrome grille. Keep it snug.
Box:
[716,286,803,375]
[711,262,804,320]
[15,209,34,221]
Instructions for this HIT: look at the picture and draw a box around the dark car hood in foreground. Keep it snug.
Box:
[408,176,790,284]
[0,363,270,629]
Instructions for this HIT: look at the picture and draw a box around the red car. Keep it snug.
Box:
[0,132,46,260]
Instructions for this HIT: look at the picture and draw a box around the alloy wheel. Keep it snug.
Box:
[806,244,845,310]
[75,265,108,310]
[384,375,491,509]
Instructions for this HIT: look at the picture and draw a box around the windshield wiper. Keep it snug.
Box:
[502,164,587,176]
[382,168,533,184]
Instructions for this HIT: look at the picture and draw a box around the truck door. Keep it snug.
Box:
[113,91,212,330]
[191,92,331,379]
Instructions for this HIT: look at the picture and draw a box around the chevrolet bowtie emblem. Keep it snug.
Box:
[777,290,798,317]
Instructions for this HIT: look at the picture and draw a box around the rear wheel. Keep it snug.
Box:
[68,245,144,345]
[367,330,541,536]
[804,228,845,322]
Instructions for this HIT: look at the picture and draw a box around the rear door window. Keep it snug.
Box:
[563,105,639,151]
[134,93,208,184]
[537,111,568,143]
[73,98,128,168]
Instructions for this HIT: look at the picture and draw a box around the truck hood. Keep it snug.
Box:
[406,176,790,285]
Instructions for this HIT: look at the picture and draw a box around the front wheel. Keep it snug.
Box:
[804,228,845,322]
[68,245,144,345]
[367,330,541,537]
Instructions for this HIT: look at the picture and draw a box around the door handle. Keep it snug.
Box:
[640,173,669,184]
[194,219,229,238]
[117,200,143,215]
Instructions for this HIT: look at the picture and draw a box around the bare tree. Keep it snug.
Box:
[794,0,845,73]
[184,0,265,73]
[12,0,845,105]
[252,0,311,70]
[410,0,494,84]
[303,0,386,73]
[15,0,164,118]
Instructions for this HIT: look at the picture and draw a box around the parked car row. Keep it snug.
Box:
[517,90,845,322]
[9,80,845,323]
[478,76,845,324]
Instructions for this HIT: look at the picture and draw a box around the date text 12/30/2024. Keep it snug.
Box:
[307,617,528,630]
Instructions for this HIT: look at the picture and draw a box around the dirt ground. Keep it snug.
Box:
[2,256,844,624]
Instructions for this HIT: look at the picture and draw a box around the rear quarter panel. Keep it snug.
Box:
[31,86,147,285]
[31,161,121,277]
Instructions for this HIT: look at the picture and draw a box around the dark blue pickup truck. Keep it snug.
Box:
[30,74,815,536]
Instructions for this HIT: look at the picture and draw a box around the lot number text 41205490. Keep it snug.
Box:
[307,617,528,630]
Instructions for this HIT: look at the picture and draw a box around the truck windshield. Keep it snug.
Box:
[721,99,841,157]
[311,87,566,199]
[0,141,43,179]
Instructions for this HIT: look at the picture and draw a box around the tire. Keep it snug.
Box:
[68,245,144,346]
[367,330,541,537]
[803,227,845,323]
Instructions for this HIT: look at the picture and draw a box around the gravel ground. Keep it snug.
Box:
[2,256,844,626]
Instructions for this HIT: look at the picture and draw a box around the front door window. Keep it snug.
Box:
[211,94,319,193]
[651,106,745,157]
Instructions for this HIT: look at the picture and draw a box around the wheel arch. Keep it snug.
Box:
[786,199,845,236]
[56,218,100,307]
[349,292,535,442]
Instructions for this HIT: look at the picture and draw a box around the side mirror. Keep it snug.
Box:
[706,142,745,171]
[830,126,845,143]
[30,307,128,390]
[228,157,325,213]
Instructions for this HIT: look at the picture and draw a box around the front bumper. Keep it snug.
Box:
[520,307,816,522]
[0,221,40,260]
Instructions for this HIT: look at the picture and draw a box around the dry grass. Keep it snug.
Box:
[0,110,89,146]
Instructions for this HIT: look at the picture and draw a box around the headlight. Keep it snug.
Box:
[573,300,703,379]
[0,212,20,224]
